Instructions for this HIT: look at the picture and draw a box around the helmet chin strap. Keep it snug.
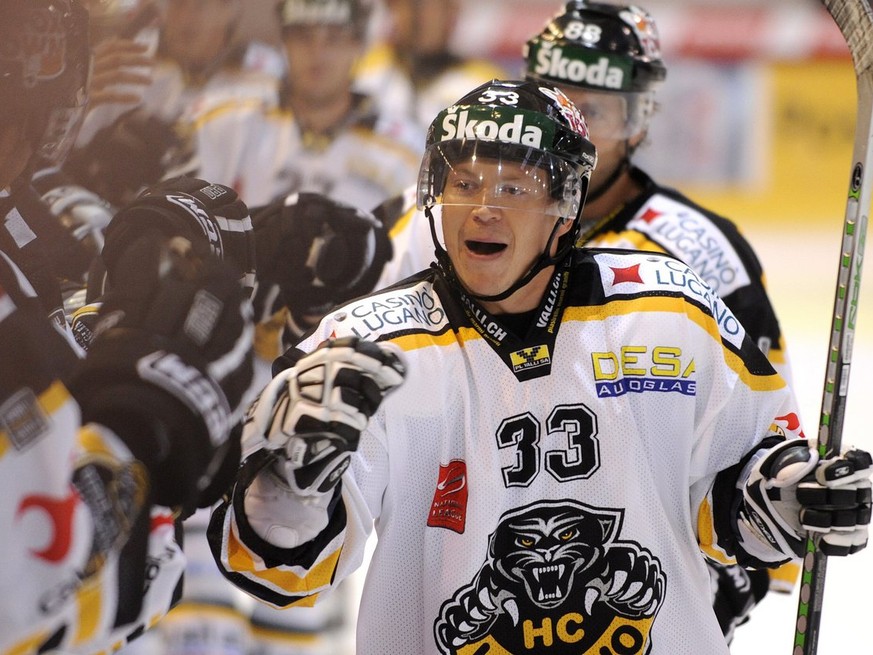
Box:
[424,203,577,304]
[585,156,629,204]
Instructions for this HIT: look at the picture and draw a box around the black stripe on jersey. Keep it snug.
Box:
[208,481,347,609]
[603,167,784,353]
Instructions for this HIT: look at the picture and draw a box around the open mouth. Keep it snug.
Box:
[466,240,507,255]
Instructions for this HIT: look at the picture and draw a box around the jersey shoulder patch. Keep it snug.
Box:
[588,249,747,349]
[624,194,752,298]
[309,274,448,345]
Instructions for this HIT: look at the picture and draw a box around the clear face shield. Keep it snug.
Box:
[417,139,583,233]
[562,89,655,141]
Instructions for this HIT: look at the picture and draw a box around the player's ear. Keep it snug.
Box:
[555,216,575,237]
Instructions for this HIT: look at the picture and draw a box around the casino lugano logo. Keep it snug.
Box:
[434,500,665,654]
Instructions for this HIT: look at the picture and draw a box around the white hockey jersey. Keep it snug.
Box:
[192,94,422,209]
[76,28,283,148]
[210,249,803,654]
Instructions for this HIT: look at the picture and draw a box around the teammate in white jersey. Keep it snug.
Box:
[354,0,509,139]
[192,0,421,210]
[59,0,283,209]
[522,1,799,639]
[0,5,257,651]
[208,79,872,654]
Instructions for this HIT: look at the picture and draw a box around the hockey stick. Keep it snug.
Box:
[792,1,873,654]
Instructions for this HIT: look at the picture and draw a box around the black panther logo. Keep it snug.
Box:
[434,500,666,654]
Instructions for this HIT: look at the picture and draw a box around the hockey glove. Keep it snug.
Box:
[68,236,256,512]
[251,192,391,332]
[243,337,405,496]
[32,166,115,257]
[740,439,873,561]
[101,176,257,299]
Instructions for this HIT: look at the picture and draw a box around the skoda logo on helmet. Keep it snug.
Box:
[437,106,547,148]
[529,42,630,91]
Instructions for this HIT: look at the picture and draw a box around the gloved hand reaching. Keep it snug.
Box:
[251,192,391,334]
[740,439,873,561]
[68,178,259,514]
[243,337,406,496]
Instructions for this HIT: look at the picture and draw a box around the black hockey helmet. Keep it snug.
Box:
[0,0,91,167]
[524,1,666,93]
[524,2,665,140]
[417,79,598,301]
[277,0,372,39]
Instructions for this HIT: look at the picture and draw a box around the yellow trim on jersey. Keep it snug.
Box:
[4,631,53,655]
[0,380,70,459]
[164,602,248,623]
[255,308,289,363]
[586,230,667,252]
[388,204,417,239]
[227,527,341,594]
[192,98,279,130]
[564,296,786,392]
[697,496,735,565]
[347,125,421,166]
[769,560,801,592]
[78,425,118,460]
[72,577,104,646]
[250,621,322,644]
[352,42,396,77]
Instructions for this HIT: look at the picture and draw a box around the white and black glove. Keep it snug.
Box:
[32,168,115,256]
[740,439,873,561]
[243,337,405,496]
[101,176,257,298]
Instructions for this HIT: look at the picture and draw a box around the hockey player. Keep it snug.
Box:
[191,0,422,210]
[207,79,873,654]
[64,0,284,208]
[522,1,799,639]
[370,3,800,637]
[0,4,258,652]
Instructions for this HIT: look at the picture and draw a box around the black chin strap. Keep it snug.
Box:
[424,203,575,303]
[585,157,629,204]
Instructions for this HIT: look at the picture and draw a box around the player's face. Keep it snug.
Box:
[283,24,362,104]
[162,0,240,68]
[560,87,644,192]
[440,157,572,312]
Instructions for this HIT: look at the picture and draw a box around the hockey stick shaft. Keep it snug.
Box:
[793,2,873,653]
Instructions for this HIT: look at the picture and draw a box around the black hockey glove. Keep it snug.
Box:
[243,337,405,496]
[251,192,391,330]
[101,176,257,299]
[740,439,873,560]
[68,236,257,513]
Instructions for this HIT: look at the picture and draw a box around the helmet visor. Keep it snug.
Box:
[417,139,583,219]
[561,89,655,141]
